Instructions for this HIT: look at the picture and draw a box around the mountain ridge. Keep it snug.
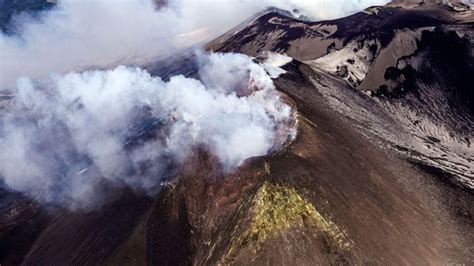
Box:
[0,1,473,264]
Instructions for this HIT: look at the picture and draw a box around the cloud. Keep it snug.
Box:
[0,0,389,88]
[0,52,295,209]
[271,0,390,20]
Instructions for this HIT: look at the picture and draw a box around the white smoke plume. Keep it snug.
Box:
[0,52,295,209]
[0,0,388,209]
[0,0,389,88]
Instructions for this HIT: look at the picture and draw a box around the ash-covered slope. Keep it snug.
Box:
[15,59,472,265]
[144,61,474,265]
[210,1,474,189]
[1,1,473,265]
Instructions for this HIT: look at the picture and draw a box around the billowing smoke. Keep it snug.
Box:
[0,0,387,208]
[0,0,389,87]
[0,52,295,209]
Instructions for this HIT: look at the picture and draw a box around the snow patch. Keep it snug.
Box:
[306,41,375,87]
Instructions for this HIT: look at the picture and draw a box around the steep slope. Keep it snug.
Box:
[144,61,474,264]
[209,2,474,189]
[0,1,473,265]
[10,57,472,265]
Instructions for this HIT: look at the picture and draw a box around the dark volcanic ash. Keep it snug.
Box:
[0,52,296,209]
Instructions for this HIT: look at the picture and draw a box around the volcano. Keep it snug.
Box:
[0,1,473,265]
